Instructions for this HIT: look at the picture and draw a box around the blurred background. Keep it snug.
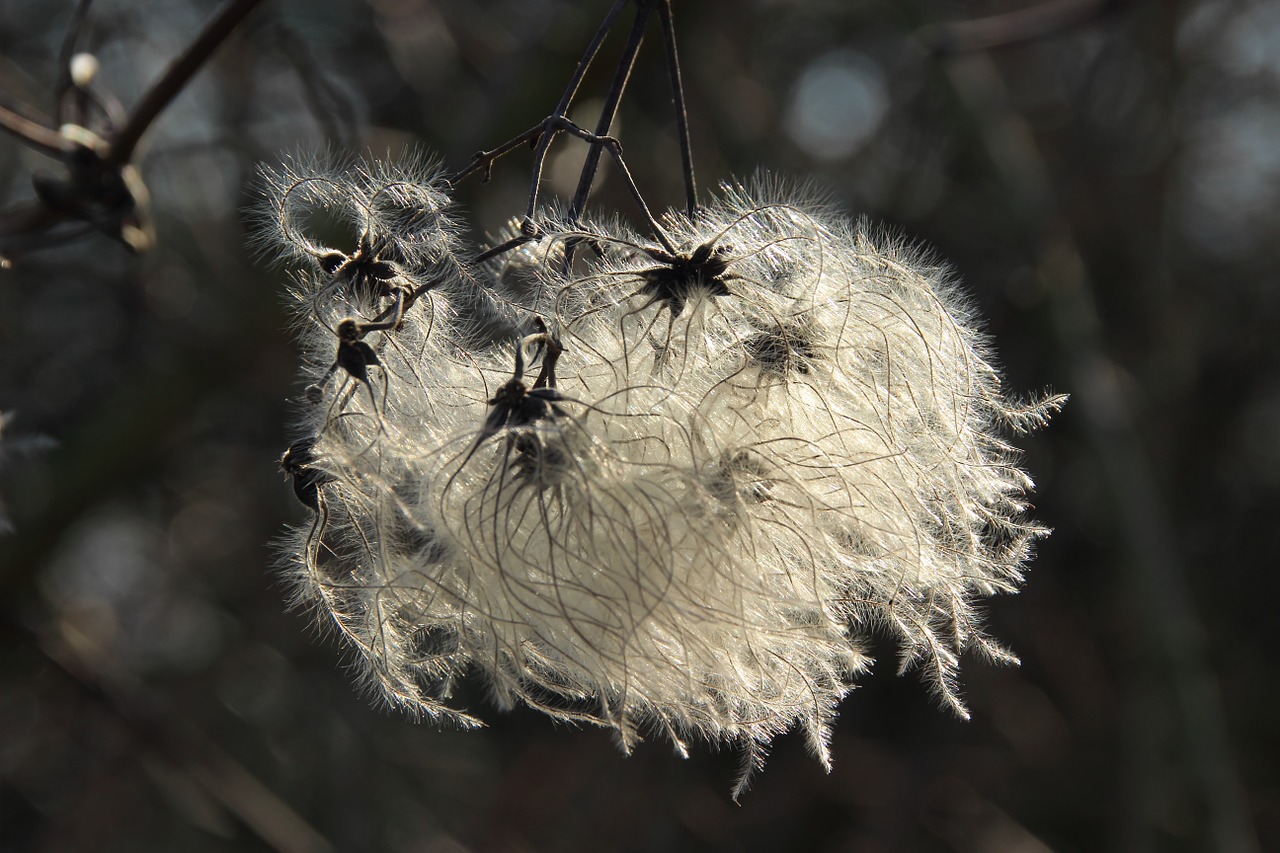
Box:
[1,0,1276,850]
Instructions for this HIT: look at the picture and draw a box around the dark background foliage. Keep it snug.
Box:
[1,1,1276,850]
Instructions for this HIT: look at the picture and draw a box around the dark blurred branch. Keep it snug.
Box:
[107,0,266,165]
[915,0,1119,55]
[33,629,333,853]
[0,0,264,259]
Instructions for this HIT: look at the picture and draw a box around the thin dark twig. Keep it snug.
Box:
[107,0,265,166]
[553,117,673,252]
[567,0,654,223]
[522,0,629,219]
[1,0,261,258]
[450,120,545,185]
[448,0,627,190]
[584,140,672,253]
[472,231,536,266]
[54,0,96,125]
[469,114,672,269]
[658,0,697,217]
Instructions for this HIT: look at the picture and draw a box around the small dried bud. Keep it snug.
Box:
[70,52,100,87]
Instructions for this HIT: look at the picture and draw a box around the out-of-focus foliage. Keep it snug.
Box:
[1,1,1276,851]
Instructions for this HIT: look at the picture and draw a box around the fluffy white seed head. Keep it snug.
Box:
[265,165,1062,797]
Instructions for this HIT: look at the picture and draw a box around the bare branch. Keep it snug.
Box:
[107,0,266,166]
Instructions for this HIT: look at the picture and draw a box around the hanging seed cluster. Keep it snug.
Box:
[257,152,1061,797]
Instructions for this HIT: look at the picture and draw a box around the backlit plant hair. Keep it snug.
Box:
[258,0,1063,799]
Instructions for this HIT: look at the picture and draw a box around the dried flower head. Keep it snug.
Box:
[264,162,1062,798]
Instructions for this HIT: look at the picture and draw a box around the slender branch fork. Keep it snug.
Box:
[450,0,627,203]
[566,0,652,223]
[457,0,698,265]
[0,0,266,259]
[3,0,696,264]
